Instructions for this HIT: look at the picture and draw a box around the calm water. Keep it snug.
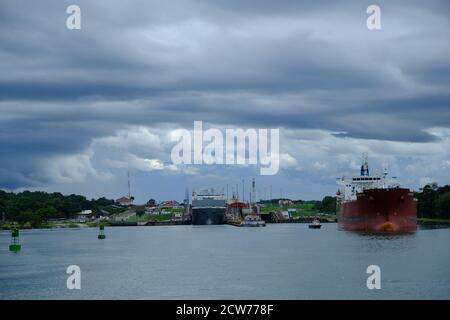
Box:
[0,224,449,300]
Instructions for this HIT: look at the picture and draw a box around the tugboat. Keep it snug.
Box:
[242,214,266,227]
[308,218,322,229]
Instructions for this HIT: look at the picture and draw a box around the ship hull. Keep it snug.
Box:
[338,188,417,232]
[192,207,226,225]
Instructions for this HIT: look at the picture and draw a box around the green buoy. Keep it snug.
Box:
[98,224,106,239]
[9,227,21,253]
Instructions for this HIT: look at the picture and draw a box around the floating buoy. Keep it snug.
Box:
[9,227,21,252]
[98,224,106,239]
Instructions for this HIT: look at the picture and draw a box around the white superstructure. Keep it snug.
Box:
[336,157,399,202]
[191,189,226,208]
[192,189,225,201]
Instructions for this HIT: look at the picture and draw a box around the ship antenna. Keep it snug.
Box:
[127,170,131,199]
[361,153,369,176]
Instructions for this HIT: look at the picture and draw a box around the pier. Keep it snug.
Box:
[265,217,337,224]
[108,220,191,227]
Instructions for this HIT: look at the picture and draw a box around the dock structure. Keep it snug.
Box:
[109,220,191,227]
[227,221,243,227]
[265,216,337,224]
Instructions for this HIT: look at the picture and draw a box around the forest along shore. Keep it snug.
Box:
[1,183,450,230]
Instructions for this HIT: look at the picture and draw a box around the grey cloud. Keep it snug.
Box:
[0,0,449,194]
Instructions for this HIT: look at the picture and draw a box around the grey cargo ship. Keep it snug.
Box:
[191,190,226,225]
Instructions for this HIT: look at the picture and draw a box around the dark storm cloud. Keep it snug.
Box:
[0,0,449,189]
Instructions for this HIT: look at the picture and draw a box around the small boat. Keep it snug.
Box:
[309,218,322,229]
[242,215,266,227]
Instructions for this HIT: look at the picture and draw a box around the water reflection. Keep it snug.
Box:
[0,224,449,299]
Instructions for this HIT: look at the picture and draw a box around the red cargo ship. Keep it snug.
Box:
[336,157,417,232]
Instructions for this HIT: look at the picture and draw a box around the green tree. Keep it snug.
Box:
[35,207,58,221]
[0,189,117,225]
[437,192,450,219]
[16,210,42,227]
[417,184,439,218]
[319,196,336,214]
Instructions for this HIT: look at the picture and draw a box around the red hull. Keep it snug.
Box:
[338,188,417,232]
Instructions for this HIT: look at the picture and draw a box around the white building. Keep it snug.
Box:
[76,210,93,223]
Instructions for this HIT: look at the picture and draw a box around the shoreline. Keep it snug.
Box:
[1,217,450,231]
[417,218,450,225]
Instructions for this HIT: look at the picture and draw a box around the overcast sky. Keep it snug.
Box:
[1,0,449,202]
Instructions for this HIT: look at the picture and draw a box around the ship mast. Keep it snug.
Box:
[127,170,131,199]
[251,178,256,205]
[361,153,370,176]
